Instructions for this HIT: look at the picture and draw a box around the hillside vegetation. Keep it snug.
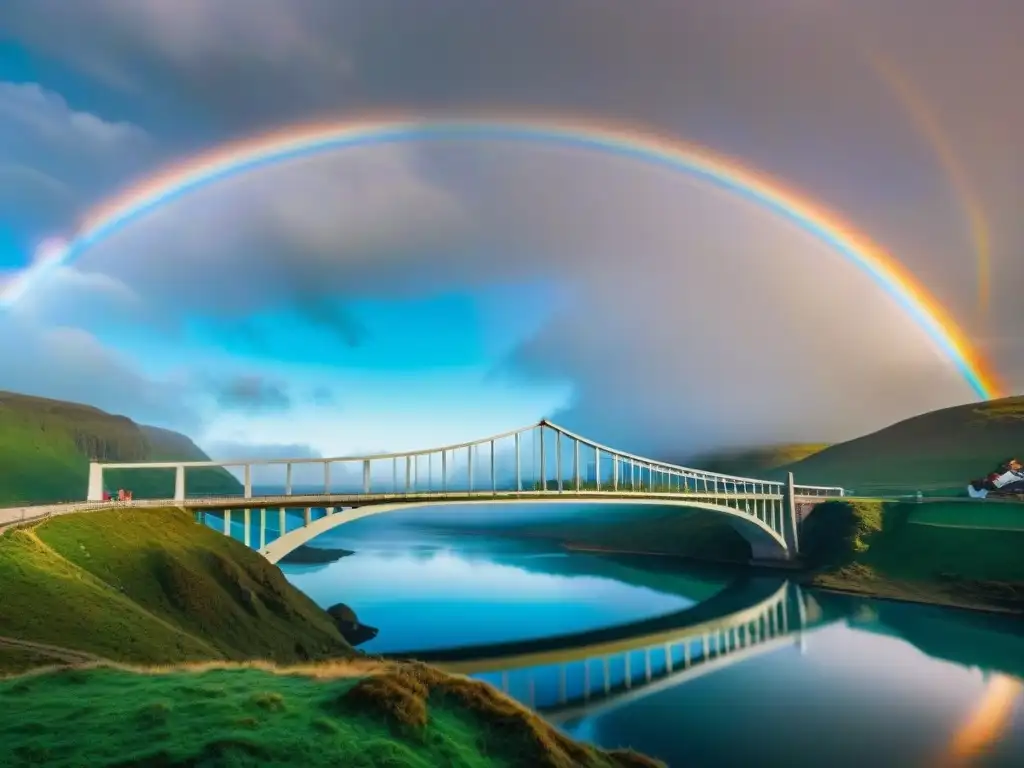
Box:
[799,499,1024,611]
[0,662,661,768]
[771,395,1024,495]
[685,443,829,477]
[0,390,240,505]
[0,507,352,671]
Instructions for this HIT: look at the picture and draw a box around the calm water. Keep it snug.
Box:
[277,506,1024,768]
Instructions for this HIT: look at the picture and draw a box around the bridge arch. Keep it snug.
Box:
[260,496,788,564]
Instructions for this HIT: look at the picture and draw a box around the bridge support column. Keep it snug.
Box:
[782,472,800,558]
[87,462,104,501]
[243,465,252,499]
[304,507,312,527]
[174,465,186,502]
[243,509,251,547]
[515,433,521,491]
[279,508,286,539]
[223,509,232,537]
[259,509,266,550]
[285,464,293,495]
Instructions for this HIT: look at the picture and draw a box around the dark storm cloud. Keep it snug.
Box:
[3,0,1023,453]
[210,375,292,413]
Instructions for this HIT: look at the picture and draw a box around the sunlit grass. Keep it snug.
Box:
[0,662,663,768]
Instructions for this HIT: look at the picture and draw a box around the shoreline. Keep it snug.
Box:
[422,526,1024,617]
[558,540,1023,617]
[806,584,1023,616]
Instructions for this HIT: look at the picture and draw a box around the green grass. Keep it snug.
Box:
[800,499,1024,611]
[0,507,352,671]
[683,443,830,477]
[905,500,1024,530]
[0,663,663,768]
[0,390,240,505]
[769,395,1024,495]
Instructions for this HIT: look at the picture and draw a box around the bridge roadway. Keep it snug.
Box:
[70,420,843,562]
[394,580,821,723]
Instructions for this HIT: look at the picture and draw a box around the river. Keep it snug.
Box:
[272,507,1024,768]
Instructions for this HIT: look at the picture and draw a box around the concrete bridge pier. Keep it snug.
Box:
[781,472,801,558]
[174,465,186,502]
[87,462,103,501]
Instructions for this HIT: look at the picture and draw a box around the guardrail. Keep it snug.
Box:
[792,485,845,497]
[1,483,846,530]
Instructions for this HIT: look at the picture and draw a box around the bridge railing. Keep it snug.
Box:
[88,420,805,503]
[793,484,845,497]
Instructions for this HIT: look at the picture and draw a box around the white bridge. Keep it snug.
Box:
[83,420,843,562]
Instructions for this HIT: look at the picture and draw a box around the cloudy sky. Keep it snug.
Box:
[0,0,1021,464]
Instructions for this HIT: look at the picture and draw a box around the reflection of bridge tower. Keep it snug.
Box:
[433,581,820,723]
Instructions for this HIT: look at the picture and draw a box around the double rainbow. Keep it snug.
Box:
[0,115,1000,400]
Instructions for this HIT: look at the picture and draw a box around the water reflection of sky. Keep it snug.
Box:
[279,515,1024,767]
[564,623,1024,768]
[283,547,696,653]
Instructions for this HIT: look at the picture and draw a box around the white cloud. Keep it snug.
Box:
[60,143,468,325]
[0,1,354,98]
[0,81,148,153]
[0,314,199,432]
[0,81,153,243]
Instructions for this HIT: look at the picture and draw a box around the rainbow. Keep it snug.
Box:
[867,52,993,322]
[0,114,1000,400]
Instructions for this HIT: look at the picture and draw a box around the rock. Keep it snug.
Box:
[327,602,379,647]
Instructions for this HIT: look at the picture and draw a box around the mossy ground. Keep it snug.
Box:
[0,507,352,672]
[800,499,1024,611]
[0,661,663,768]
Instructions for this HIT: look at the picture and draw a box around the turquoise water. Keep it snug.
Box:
[280,508,1024,768]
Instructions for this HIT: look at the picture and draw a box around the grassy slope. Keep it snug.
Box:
[0,507,352,670]
[0,663,661,768]
[684,443,829,477]
[800,499,1024,611]
[0,507,663,768]
[0,390,240,505]
[772,395,1024,494]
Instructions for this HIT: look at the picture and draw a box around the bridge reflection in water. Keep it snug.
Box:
[402,580,823,724]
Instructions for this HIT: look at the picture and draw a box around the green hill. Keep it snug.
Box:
[0,390,240,505]
[0,506,352,672]
[685,443,829,477]
[772,395,1024,495]
[0,508,662,768]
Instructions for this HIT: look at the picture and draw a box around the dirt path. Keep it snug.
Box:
[0,635,107,665]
